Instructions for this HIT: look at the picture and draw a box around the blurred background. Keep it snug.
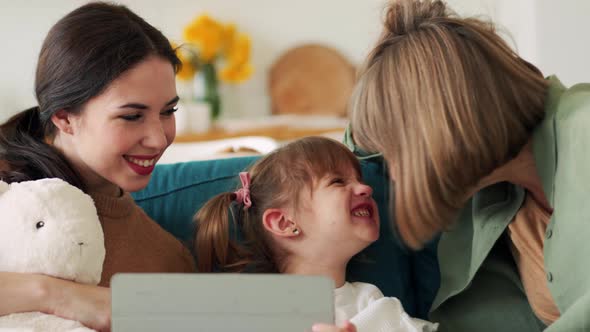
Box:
[0,0,588,135]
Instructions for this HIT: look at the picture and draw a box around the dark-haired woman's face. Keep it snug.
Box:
[59,56,178,194]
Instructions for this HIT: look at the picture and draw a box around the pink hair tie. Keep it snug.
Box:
[234,172,252,209]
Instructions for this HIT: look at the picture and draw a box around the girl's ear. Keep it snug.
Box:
[262,208,300,238]
[51,110,74,135]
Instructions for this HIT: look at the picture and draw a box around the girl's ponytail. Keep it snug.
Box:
[0,107,85,190]
[194,192,249,272]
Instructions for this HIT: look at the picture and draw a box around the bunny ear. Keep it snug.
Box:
[0,180,9,196]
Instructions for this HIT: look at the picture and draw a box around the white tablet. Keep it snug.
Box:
[111,273,334,332]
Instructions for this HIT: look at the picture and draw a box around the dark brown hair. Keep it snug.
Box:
[0,2,180,190]
[194,137,362,273]
[350,0,549,249]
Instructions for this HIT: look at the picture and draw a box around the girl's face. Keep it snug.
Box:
[295,166,380,262]
[56,56,178,194]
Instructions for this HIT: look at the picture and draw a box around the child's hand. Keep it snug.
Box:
[311,320,357,332]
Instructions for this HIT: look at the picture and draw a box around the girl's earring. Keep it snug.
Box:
[292,228,300,235]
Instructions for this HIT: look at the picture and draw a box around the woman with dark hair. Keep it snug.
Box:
[350,0,590,331]
[0,3,195,330]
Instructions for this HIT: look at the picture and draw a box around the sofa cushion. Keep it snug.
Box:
[132,156,259,242]
[132,155,430,317]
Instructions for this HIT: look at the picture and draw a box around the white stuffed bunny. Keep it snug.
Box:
[0,178,105,332]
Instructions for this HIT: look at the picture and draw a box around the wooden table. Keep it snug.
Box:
[174,124,346,143]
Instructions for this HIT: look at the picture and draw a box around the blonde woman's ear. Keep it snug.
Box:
[262,208,300,238]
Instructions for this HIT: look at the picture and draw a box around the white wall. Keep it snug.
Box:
[0,0,387,122]
[536,0,590,86]
[0,0,587,123]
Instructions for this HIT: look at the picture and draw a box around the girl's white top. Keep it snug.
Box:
[334,282,439,332]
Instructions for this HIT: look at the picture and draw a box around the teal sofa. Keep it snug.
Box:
[131,155,440,319]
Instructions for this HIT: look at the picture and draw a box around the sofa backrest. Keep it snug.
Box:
[132,156,439,319]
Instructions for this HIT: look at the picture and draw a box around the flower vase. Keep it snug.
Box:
[195,63,221,121]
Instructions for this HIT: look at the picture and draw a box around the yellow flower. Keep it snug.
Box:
[225,34,251,68]
[169,41,196,81]
[179,14,253,84]
[222,23,236,53]
[175,46,197,81]
[220,63,253,83]
[183,14,225,62]
[219,34,253,82]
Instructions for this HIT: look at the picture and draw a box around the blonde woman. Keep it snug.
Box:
[349,0,590,331]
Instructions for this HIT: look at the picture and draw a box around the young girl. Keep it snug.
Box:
[194,137,438,332]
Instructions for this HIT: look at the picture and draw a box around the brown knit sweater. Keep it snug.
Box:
[90,191,196,287]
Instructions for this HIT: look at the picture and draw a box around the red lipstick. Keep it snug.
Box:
[124,154,158,176]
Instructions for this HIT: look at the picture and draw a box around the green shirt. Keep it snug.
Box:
[431,76,590,331]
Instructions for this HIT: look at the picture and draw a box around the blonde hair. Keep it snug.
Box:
[350,0,549,249]
[194,137,361,272]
